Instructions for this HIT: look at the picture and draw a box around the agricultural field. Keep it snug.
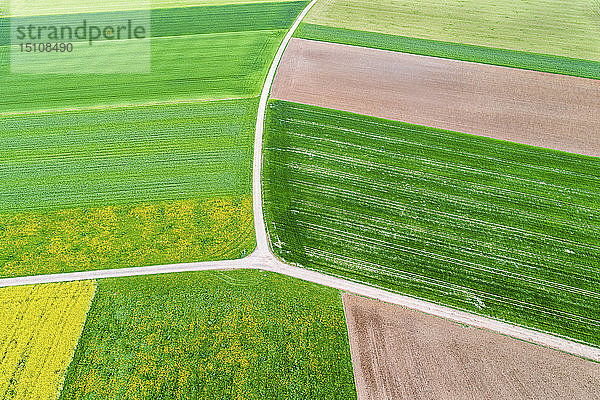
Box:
[0,2,308,111]
[297,0,600,78]
[0,281,96,400]
[263,100,600,347]
[0,196,253,278]
[0,99,256,278]
[0,1,309,277]
[0,100,256,212]
[59,270,356,399]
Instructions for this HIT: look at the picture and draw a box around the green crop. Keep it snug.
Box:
[263,100,600,347]
[0,2,309,112]
[0,30,283,112]
[60,270,357,399]
[0,99,256,212]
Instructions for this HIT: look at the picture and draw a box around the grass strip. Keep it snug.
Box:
[295,23,600,80]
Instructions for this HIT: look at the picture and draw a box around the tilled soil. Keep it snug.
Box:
[343,293,600,400]
[271,38,600,157]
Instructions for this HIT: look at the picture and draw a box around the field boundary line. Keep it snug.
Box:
[0,96,254,117]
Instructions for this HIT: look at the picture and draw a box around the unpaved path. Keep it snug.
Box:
[271,38,600,157]
[343,293,600,399]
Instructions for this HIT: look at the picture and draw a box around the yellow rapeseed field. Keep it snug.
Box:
[0,281,96,400]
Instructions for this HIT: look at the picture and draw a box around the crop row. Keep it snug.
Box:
[263,100,600,346]
[59,271,356,399]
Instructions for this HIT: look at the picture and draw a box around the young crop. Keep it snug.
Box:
[263,100,600,347]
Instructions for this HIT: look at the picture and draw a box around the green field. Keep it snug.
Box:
[0,196,254,278]
[60,270,356,399]
[0,30,278,111]
[0,99,255,212]
[263,100,600,347]
[0,98,258,277]
[303,0,600,61]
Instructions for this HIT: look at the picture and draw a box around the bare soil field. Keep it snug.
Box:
[343,293,600,400]
[271,38,600,157]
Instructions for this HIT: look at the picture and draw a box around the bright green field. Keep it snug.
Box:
[263,100,600,347]
[59,270,357,399]
[0,30,279,111]
[0,99,256,212]
[304,0,600,62]
[0,2,309,112]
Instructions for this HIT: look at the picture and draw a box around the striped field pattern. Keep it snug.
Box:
[0,0,311,276]
[0,99,256,212]
[263,100,600,347]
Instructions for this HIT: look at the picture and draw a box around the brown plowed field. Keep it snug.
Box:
[271,38,600,157]
[343,294,600,400]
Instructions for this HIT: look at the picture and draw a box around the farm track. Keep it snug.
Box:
[264,100,600,347]
[1,0,600,366]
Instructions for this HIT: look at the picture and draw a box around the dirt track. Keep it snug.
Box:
[343,294,600,400]
[271,38,600,157]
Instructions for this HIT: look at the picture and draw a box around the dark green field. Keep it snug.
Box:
[263,100,600,347]
[60,270,356,399]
